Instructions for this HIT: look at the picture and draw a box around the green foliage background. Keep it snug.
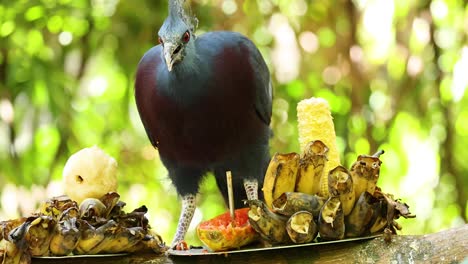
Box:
[0,0,467,245]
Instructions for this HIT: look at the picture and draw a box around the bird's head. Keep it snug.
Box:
[158,0,198,72]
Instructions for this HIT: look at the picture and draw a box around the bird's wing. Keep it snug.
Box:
[134,46,163,148]
[242,38,273,126]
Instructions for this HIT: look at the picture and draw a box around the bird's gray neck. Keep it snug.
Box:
[165,43,208,105]
[172,46,199,77]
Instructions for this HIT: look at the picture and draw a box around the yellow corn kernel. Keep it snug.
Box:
[297,97,341,197]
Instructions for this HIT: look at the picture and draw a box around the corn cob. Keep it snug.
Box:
[297,98,341,197]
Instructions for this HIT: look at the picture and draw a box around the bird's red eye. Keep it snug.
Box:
[158,36,163,45]
[182,31,190,43]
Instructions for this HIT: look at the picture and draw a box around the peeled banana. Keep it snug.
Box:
[318,197,345,240]
[328,166,355,216]
[286,211,318,244]
[262,152,300,208]
[295,140,329,195]
[246,199,290,244]
[297,98,341,198]
[350,150,384,200]
[272,192,325,219]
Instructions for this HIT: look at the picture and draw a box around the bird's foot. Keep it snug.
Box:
[171,194,196,251]
[244,179,258,200]
[172,240,189,251]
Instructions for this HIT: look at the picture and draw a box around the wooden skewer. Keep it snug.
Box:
[226,171,235,221]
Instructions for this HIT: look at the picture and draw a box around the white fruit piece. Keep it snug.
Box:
[62,145,118,203]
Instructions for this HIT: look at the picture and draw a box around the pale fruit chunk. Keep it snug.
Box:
[63,146,118,203]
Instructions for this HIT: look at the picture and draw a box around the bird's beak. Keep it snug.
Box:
[163,43,177,72]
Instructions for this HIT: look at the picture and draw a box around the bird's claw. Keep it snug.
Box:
[172,240,189,251]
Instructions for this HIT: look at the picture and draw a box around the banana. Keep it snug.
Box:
[345,192,376,237]
[1,218,27,239]
[94,226,146,254]
[49,219,80,256]
[24,216,56,256]
[370,191,416,235]
[74,221,107,255]
[350,150,384,200]
[79,198,107,220]
[369,202,387,234]
[295,140,329,195]
[297,98,341,198]
[286,211,318,244]
[140,229,167,253]
[49,208,81,256]
[328,166,355,216]
[98,192,121,218]
[272,192,325,219]
[0,238,29,264]
[3,194,166,257]
[39,195,78,218]
[126,229,167,254]
[262,152,300,208]
[2,218,30,264]
[318,197,344,240]
[245,199,290,244]
[83,220,120,255]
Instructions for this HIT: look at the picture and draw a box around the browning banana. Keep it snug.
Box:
[73,221,109,255]
[286,211,318,244]
[345,192,376,237]
[39,196,78,218]
[246,199,290,244]
[79,198,107,220]
[262,152,300,208]
[295,140,329,195]
[318,197,344,240]
[370,191,415,236]
[24,216,56,256]
[328,166,355,216]
[127,229,167,253]
[89,226,146,254]
[272,192,325,219]
[2,218,30,264]
[350,150,384,200]
[49,208,81,256]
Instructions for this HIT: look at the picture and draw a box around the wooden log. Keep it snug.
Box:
[33,224,468,264]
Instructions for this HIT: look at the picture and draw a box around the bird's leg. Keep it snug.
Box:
[243,179,258,200]
[171,194,196,250]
